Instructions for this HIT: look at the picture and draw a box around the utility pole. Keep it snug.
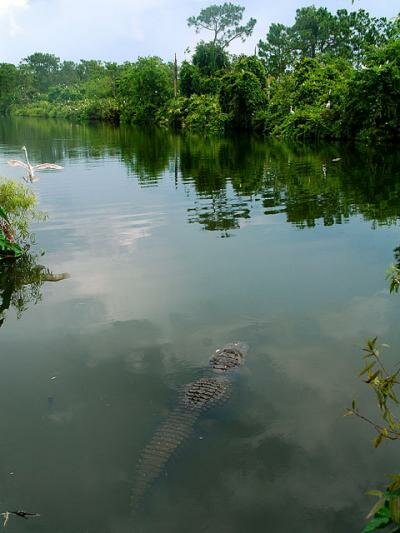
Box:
[174,53,178,98]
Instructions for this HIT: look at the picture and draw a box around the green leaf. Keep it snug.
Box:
[360,362,377,377]
[373,433,384,448]
[363,505,391,532]
[0,206,10,223]
[366,370,381,384]
[367,491,385,498]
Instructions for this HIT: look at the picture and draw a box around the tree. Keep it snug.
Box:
[20,53,60,92]
[0,64,19,112]
[258,23,294,76]
[292,6,336,58]
[187,3,256,49]
[179,61,201,97]
[219,62,266,130]
[342,39,400,142]
[192,41,229,76]
[117,57,174,123]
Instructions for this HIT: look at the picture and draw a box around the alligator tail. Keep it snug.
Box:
[131,406,200,510]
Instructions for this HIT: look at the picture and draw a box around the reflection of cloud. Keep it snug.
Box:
[319,292,393,341]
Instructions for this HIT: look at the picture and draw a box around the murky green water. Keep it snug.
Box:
[1,117,400,532]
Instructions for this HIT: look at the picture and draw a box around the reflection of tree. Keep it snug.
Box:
[180,135,400,233]
[187,191,250,236]
[119,127,174,185]
[0,253,69,328]
[2,117,400,234]
[395,246,400,268]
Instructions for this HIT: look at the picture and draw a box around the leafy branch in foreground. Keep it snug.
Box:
[346,337,400,531]
[0,177,46,260]
[362,475,400,532]
[0,207,22,258]
[346,337,400,448]
[386,265,400,294]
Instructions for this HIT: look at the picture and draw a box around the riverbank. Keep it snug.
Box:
[1,6,399,143]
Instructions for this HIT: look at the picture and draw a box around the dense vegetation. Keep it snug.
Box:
[0,3,399,142]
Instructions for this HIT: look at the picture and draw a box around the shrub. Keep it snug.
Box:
[0,178,45,242]
[184,94,227,134]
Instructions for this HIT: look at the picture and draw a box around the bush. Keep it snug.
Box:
[220,69,266,130]
[185,94,227,134]
[117,57,174,124]
[0,178,45,241]
[164,96,189,129]
[343,40,400,143]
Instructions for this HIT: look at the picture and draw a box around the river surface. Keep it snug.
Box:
[0,117,400,532]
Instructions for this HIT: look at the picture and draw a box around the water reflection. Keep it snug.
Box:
[1,117,400,532]
[0,253,70,327]
[1,118,400,236]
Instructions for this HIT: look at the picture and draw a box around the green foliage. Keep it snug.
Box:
[20,52,61,93]
[187,3,256,48]
[261,57,352,139]
[362,476,400,532]
[179,62,202,97]
[342,39,400,143]
[185,94,227,134]
[0,208,22,259]
[258,23,294,77]
[347,337,400,447]
[12,97,120,123]
[0,178,45,242]
[347,244,400,531]
[386,265,400,294]
[258,6,395,66]
[292,6,335,58]
[117,57,174,124]
[164,96,189,129]
[0,5,397,141]
[192,42,229,76]
[219,65,265,131]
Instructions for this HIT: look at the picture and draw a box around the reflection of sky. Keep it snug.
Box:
[1,123,400,532]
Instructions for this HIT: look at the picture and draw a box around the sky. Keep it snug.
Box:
[1,0,399,64]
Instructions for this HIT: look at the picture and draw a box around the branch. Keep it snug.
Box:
[347,408,400,440]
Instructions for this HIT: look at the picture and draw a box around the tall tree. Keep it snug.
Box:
[258,23,294,76]
[20,53,60,92]
[187,3,256,49]
[292,6,335,58]
[192,41,229,76]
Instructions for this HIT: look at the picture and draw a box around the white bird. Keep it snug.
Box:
[7,146,63,183]
[325,100,331,110]
[290,105,295,114]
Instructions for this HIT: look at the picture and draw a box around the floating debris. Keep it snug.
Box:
[332,157,341,162]
[1,510,40,527]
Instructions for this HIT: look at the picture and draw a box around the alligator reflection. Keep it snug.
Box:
[0,253,70,328]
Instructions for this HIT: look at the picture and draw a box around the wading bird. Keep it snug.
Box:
[7,146,63,183]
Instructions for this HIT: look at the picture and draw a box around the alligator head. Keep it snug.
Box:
[209,341,248,371]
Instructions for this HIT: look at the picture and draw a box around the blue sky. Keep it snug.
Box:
[1,0,399,64]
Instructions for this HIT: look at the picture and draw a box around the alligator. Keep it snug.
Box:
[131,341,248,509]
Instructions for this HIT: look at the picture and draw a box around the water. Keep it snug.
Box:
[0,117,400,532]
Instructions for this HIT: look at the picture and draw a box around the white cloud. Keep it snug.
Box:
[0,0,29,36]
